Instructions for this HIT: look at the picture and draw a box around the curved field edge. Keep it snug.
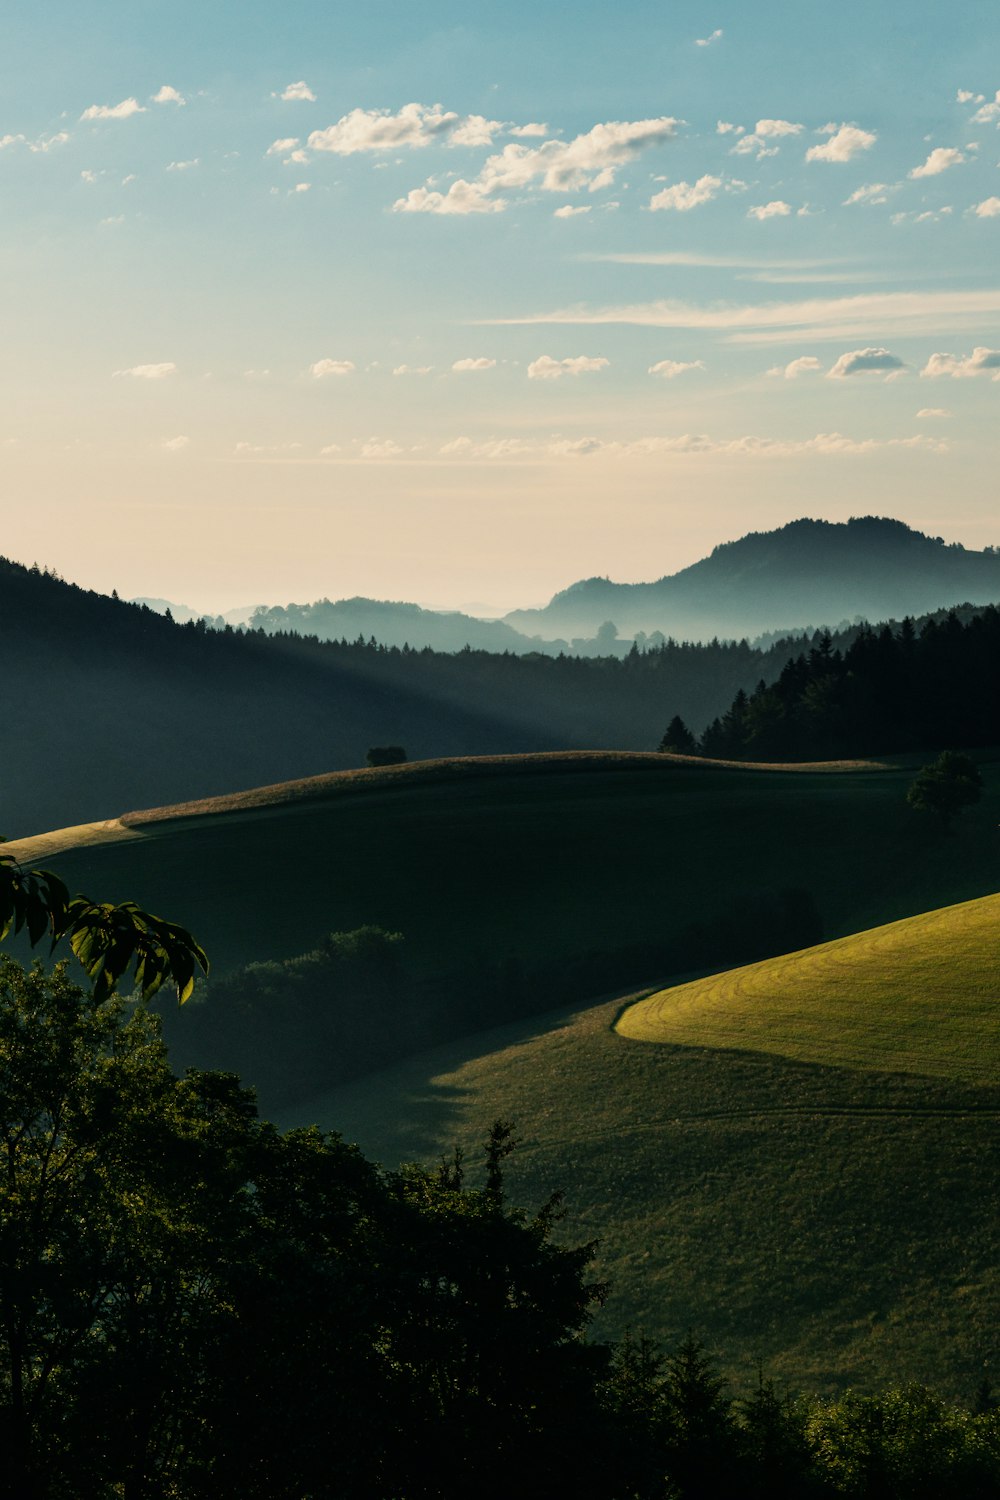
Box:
[288,987,1000,1398]
[2,750,897,863]
[616,892,1000,1086]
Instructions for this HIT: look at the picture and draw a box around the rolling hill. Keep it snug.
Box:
[5,750,998,1105]
[289,891,1000,1398]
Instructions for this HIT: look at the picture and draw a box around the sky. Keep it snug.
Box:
[2,0,999,613]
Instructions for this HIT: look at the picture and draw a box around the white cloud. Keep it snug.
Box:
[235,441,302,456]
[956,89,982,105]
[527,354,609,379]
[81,98,145,121]
[167,158,199,171]
[80,169,99,184]
[773,355,822,378]
[920,346,1000,378]
[309,103,464,154]
[970,91,1000,124]
[320,443,341,455]
[806,124,877,162]
[649,174,721,211]
[909,146,965,178]
[292,182,311,193]
[489,287,1000,342]
[695,29,723,46]
[100,214,125,227]
[160,435,190,451]
[748,200,792,220]
[731,118,803,159]
[266,137,300,156]
[974,196,1000,217]
[828,347,904,378]
[845,182,893,205]
[716,121,744,135]
[508,122,549,138]
[113,362,177,379]
[478,117,680,194]
[281,81,316,102]
[452,357,496,371]
[309,358,355,377]
[648,359,705,378]
[392,364,433,375]
[449,114,502,147]
[0,133,27,150]
[916,407,951,417]
[554,204,591,218]
[360,438,405,458]
[393,179,506,214]
[152,85,185,106]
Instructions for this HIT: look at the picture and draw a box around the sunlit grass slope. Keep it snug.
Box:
[617,894,1000,1085]
[4,752,998,988]
[293,902,1000,1397]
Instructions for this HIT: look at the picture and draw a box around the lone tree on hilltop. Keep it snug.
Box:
[658,716,697,755]
[906,750,983,828]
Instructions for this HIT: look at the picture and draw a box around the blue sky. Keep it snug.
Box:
[2,1,999,610]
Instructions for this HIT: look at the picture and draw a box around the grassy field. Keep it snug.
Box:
[290,892,1000,1399]
[4,751,998,987]
[618,893,1000,1084]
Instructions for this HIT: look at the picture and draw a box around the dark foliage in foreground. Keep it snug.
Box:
[696,607,1000,761]
[1,956,999,1499]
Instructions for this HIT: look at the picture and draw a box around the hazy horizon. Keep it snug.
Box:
[3,0,999,610]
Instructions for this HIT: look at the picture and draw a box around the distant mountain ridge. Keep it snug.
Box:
[503,517,1000,641]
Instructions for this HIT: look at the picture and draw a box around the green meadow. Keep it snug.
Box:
[7,751,998,1397]
[292,891,1000,1398]
[6,750,998,986]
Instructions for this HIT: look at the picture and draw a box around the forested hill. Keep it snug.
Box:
[247,596,559,654]
[0,554,993,835]
[504,517,1000,641]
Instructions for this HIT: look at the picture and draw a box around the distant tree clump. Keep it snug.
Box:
[658,715,697,754]
[366,744,408,766]
[906,750,984,827]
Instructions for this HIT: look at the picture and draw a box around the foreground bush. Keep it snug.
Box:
[1,954,998,1498]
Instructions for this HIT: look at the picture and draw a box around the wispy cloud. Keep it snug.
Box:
[970,91,1000,124]
[309,358,355,377]
[281,81,316,102]
[554,204,591,218]
[452,357,496,371]
[81,98,145,121]
[648,359,705,378]
[485,289,1000,343]
[160,435,190,451]
[695,28,723,46]
[845,182,894,205]
[113,362,177,379]
[806,124,877,162]
[527,355,609,379]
